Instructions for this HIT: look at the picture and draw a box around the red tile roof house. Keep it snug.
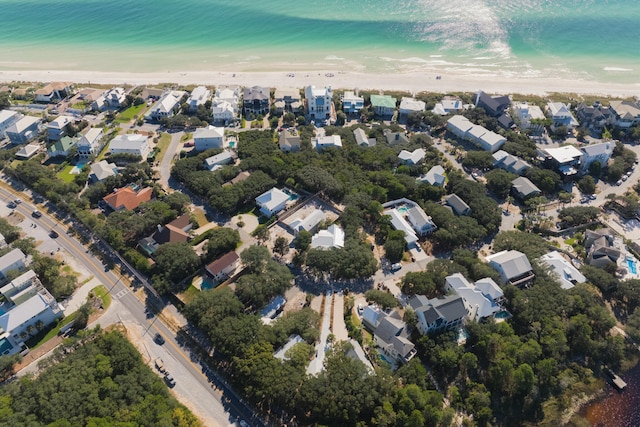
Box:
[102,186,153,211]
[205,251,240,285]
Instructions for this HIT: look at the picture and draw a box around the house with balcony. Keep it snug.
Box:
[34,82,74,103]
[408,294,467,335]
[475,91,510,117]
[77,128,104,159]
[486,250,535,287]
[212,86,240,123]
[92,87,127,111]
[186,86,211,113]
[146,90,185,121]
[109,134,150,159]
[46,115,75,141]
[398,97,426,122]
[546,102,579,131]
[194,126,224,151]
[0,110,21,140]
[243,86,270,117]
[540,145,583,177]
[370,95,397,118]
[342,91,364,115]
[6,116,40,145]
[445,273,502,322]
[274,88,301,115]
[576,102,613,134]
[584,228,622,268]
[609,100,640,128]
[305,85,333,121]
[362,307,416,366]
[512,102,546,134]
[580,142,614,174]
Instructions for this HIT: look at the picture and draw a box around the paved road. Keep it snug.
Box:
[0,181,264,427]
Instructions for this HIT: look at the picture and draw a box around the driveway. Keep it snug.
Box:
[157,131,184,189]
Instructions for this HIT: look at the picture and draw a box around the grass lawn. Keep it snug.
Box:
[564,237,576,246]
[180,285,201,304]
[26,312,80,350]
[91,285,112,310]
[154,133,173,164]
[70,102,87,110]
[192,207,209,227]
[115,103,146,123]
[181,132,193,142]
[56,165,76,183]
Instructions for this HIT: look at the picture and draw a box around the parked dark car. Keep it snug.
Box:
[154,333,165,345]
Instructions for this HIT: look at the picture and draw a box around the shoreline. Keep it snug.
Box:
[2,69,640,98]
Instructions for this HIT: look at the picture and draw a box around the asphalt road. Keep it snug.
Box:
[0,180,264,427]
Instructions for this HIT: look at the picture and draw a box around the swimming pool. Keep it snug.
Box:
[397,206,408,214]
[495,310,511,320]
[228,141,236,148]
[76,162,85,170]
[627,257,637,275]
[282,188,300,201]
[201,277,215,290]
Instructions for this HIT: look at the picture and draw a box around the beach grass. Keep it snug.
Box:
[154,132,172,164]
[56,165,76,183]
[115,103,146,123]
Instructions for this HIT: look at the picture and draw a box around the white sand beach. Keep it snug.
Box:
[2,69,639,98]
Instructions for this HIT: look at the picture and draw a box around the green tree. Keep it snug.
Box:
[153,242,200,286]
[577,175,596,194]
[486,169,517,199]
[364,289,398,309]
[273,236,290,257]
[204,227,240,262]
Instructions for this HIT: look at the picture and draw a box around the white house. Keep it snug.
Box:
[305,85,333,121]
[279,129,301,152]
[419,165,446,186]
[89,160,118,182]
[204,150,234,171]
[311,224,345,249]
[194,126,225,151]
[15,144,41,159]
[34,82,73,103]
[0,249,27,280]
[6,116,40,144]
[313,135,342,151]
[186,86,211,112]
[432,98,465,116]
[92,87,127,110]
[398,148,426,165]
[512,102,546,133]
[546,102,579,131]
[609,100,640,128]
[213,86,240,116]
[445,273,501,322]
[256,188,290,217]
[486,250,535,287]
[385,208,418,245]
[77,128,104,159]
[342,91,364,115]
[0,110,21,139]
[398,97,426,120]
[406,205,437,236]
[446,115,506,152]
[289,209,326,235]
[147,90,185,121]
[540,251,586,290]
[211,101,236,124]
[580,142,613,173]
[492,150,530,175]
[46,115,74,141]
[109,134,150,158]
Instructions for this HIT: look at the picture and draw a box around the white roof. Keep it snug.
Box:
[399,97,426,112]
[398,148,425,165]
[384,208,418,244]
[0,109,19,124]
[311,224,345,249]
[306,85,332,98]
[343,91,363,102]
[581,142,613,157]
[486,250,533,280]
[422,165,446,186]
[109,134,147,151]
[256,188,289,212]
[447,115,473,132]
[314,135,342,149]
[80,128,103,145]
[48,115,74,130]
[154,91,184,114]
[540,251,586,290]
[545,145,583,163]
[474,278,504,300]
[480,131,507,151]
[290,209,326,233]
[445,273,500,320]
[90,160,117,181]
[547,102,572,117]
[0,293,50,334]
[188,86,210,103]
[16,144,40,158]
[10,116,40,133]
[204,151,233,168]
[513,102,545,120]
[211,101,235,115]
[0,270,36,297]
[194,125,224,139]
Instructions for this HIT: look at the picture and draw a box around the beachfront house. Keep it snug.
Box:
[193,126,224,151]
[512,102,546,134]
[546,101,579,132]
[419,165,446,186]
[398,97,426,122]
[446,115,506,152]
[445,194,471,216]
[256,187,290,217]
[305,85,333,122]
[511,177,541,200]
[342,91,364,115]
[34,82,74,103]
[204,151,234,171]
[408,294,467,335]
[6,116,40,145]
[46,115,74,141]
[243,86,270,117]
[540,145,583,177]
[205,251,240,285]
[540,251,586,290]
[89,160,118,182]
[445,273,502,322]
[353,128,376,147]
[146,90,185,121]
[576,102,613,134]
[186,86,211,113]
[370,95,397,118]
[102,186,153,211]
[47,136,77,158]
[279,129,301,152]
[492,150,530,175]
[0,110,21,140]
[432,97,465,116]
[274,88,301,116]
[486,250,535,287]
[108,134,150,159]
[313,135,342,151]
[398,148,426,165]
[580,142,614,174]
[475,91,510,117]
[77,128,104,159]
[311,224,345,250]
[608,100,640,128]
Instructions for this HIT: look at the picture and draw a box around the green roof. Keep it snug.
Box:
[48,136,77,153]
[370,95,397,109]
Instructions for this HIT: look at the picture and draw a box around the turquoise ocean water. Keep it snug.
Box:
[1,0,639,84]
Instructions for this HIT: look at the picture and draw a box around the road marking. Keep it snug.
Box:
[114,289,129,299]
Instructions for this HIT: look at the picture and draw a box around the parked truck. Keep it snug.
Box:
[154,358,165,373]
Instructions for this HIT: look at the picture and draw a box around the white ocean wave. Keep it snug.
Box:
[604,67,633,72]
[325,55,345,61]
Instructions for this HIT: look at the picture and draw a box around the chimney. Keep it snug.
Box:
[157,224,162,232]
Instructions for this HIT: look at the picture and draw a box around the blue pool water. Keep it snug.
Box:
[397,206,409,214]
[201,277,215,290]
[0,338,14,355]
[0,308,5,316]
[76,162,85,170]
[228,141,236,148]
[628,258,637,275]
[282,188,299,201]
[495,310,511,320]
